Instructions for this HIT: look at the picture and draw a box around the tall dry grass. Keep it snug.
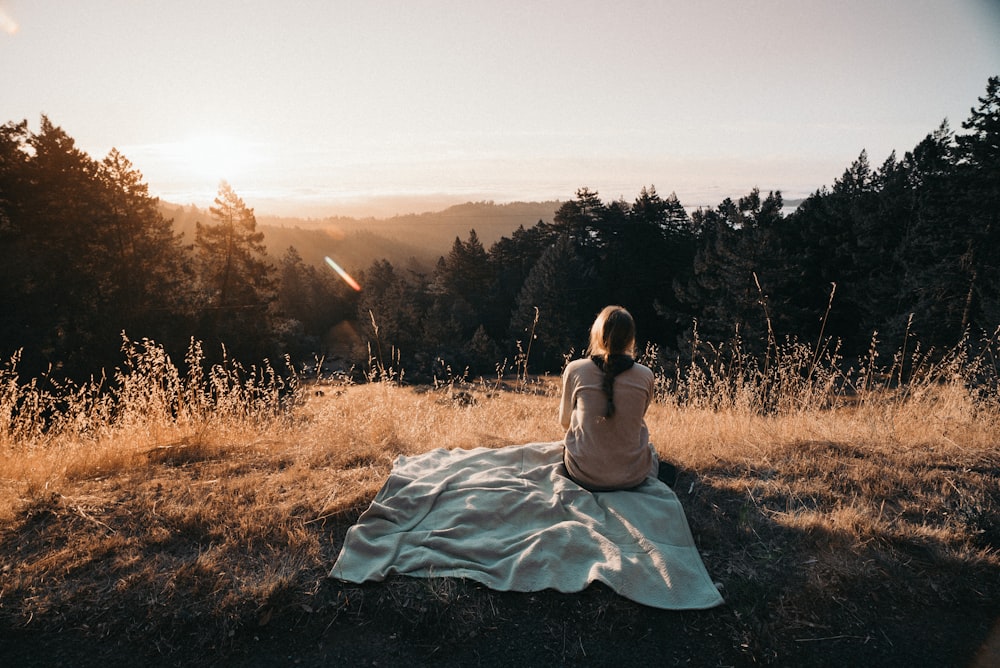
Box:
[0,322,998,663]
[0,336,300,516]
[2,324,997,525]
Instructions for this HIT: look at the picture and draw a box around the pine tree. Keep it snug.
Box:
[510,236,593,371]
[601,186,698,348]
[781,155,877,351]
[0,121,33,364]
[953,76,1000,335]
[0,118,198,376]
[485,221,558,344]
[356,259,429,370]
[553,187,606,253]
[675,189,787,351]
[95,148,193,338]
[194,181,275,358]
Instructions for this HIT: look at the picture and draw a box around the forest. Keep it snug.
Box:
[1,77,998,385]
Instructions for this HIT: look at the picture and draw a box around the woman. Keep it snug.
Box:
[560,305,664,491]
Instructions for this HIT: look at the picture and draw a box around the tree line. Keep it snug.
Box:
[355,77,1000,379]
[2,77,998,384]
[0,117,356,381]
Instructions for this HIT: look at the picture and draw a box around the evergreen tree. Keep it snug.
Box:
[953,76,1000,335]
[276,247,311,327]
[274,246,359,360]
[485,221,558,344]
[463,324,501,374]
[852,150,914,342]
[888,127,965,346]
[20,117,107,372]
[510,236,594,371]
[782,155,876,351]
[0,118,198,377]
[95,148,193,341]
[194,181,276,359]
[415,230,493,370]
[602,186,698,349]
[552,187,606,253]
[432,230,492,328]
[356,259,429,371]
[0,121,33,364]
[436,229,491,305]
[676,189,786,351]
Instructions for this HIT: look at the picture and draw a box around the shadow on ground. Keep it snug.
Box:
[2,446,998,667]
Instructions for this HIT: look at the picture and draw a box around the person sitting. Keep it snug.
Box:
[560,305,676,491]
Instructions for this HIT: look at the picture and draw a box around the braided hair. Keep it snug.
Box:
[587,306,637,418]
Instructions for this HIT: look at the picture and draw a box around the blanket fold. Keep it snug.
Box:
[330,441,724,610]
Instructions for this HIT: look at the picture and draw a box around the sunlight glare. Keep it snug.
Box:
[174,134,254,182]
[0,7,19,34]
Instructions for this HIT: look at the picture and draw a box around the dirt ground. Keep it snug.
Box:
[4,482,999,668]
[2,580,998,667]
[3,435,998,667]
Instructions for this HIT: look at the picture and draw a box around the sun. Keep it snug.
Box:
[174,134,255,182]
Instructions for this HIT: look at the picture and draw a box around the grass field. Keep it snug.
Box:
[1,334,998,666]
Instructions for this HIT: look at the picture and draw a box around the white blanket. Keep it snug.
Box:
[330,441,724,610]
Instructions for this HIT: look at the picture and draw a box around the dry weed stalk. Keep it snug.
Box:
[0,322,997,663]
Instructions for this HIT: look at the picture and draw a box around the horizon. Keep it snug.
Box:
[2,1,999,219]
[162,191,808,224]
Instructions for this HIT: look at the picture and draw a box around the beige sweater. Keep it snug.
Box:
[559,357,656,490]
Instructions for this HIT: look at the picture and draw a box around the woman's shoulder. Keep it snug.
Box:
[564,357,597,374]
[629,361,655,382]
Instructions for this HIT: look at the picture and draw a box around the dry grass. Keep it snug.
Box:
[1,332,999,665]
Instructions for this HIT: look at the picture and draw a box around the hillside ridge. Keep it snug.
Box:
[161,199,563,270]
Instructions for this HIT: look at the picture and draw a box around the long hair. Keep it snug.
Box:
[587,306,636,417]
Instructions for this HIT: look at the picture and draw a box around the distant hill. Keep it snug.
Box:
[258,200,562,257]
[161,200,562,274]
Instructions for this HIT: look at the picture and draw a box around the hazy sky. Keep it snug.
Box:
[2,1,998,217]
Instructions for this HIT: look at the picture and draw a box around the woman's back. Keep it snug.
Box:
[560,357,655,490]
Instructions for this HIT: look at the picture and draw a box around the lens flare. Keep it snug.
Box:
[0,8,19,35]
[324,256,362,291]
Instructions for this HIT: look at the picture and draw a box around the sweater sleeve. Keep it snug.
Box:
[559,366,574,429]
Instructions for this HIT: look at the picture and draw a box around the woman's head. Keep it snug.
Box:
[588,305,636,358]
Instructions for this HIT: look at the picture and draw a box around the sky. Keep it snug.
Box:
[2,1,999,218]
